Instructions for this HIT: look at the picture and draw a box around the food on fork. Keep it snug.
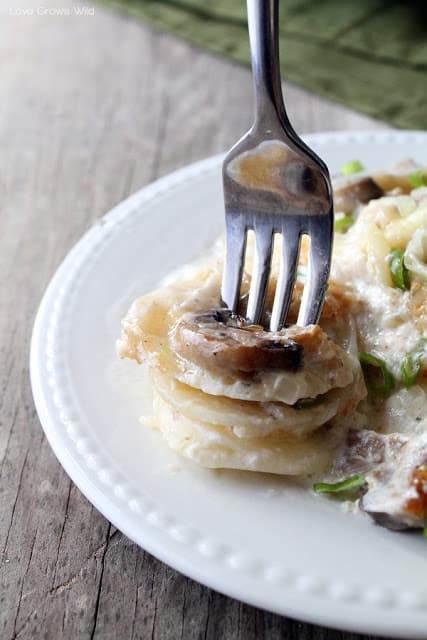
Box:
[118,260,364,475]
[117,160,427,532]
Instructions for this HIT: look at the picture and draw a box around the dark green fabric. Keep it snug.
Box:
[102,0,427,129]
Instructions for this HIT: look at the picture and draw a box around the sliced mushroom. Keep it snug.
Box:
[361,434,427,530]
[333,176,384,214]
[172,309,304,377]
[330,428,408,478]
[374,160,426,194]
[328,428,427,530]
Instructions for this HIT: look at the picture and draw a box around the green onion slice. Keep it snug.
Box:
[409,170,427,189]
[293,396,325,410]
[340,160,364,176]
[313,474,366,495]
[401,338,427,389]
[359,352,396,394]
[424,525,427,538]
[388,248,410,291]
[334,214,354,233]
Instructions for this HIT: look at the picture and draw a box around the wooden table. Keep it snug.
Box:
[1,2,394,638]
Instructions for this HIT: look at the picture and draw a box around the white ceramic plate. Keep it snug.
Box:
[31,131,427,639]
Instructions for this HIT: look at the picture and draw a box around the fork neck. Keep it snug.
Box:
[247,0,290,134]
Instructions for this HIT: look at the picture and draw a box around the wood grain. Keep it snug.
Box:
[0,1,393,638]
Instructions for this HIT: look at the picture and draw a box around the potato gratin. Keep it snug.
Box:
[117,160,427,533]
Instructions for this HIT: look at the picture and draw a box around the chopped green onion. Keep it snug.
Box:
[313,474,366,495]
[424,525,427,538]
[294,396,325,410]
[359,352,396,394]
[388,248,410,291]
[340,160,364,176]
[401,338,427,389]
[334,214,354,233]
[409,170,427,189]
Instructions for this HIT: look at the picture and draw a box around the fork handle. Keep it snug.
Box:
[247,0,290,132]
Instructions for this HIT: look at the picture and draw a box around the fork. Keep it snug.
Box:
[221,0,333,332]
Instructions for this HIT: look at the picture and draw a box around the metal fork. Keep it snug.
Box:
[221,0,333,331]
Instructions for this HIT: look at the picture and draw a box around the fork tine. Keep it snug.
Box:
[270,222,301,332]
[297,215,333,326]
[221,0,333,331]
[221,218,247,312]
[246,224,274,325]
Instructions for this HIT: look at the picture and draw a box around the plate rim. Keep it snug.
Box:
[30,129,427,639]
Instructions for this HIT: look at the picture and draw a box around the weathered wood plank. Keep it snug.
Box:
[0,1,389,638]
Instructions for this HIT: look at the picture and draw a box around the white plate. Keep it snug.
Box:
[31,130,427,639]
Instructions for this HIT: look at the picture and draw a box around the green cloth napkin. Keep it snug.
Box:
[102,0,427,129]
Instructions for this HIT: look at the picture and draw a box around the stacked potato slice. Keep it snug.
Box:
[117,254,365,475]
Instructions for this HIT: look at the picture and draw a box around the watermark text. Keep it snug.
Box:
[9,5,95,16]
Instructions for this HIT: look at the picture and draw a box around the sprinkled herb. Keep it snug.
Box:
[389,248,410,291]
[294,396,325,410]
[334,214,354,233]
[401,339,427,389]
[340,160,364,176]
[359,352,396,394]
[409,170,427,189]
[313,474,366,495]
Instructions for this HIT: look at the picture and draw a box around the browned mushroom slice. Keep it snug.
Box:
[333,176,384,214]
[327,428,427,530]
[330,428,408,478]
[361,435,427,531]
[172,309,303,376]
